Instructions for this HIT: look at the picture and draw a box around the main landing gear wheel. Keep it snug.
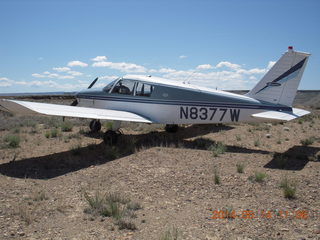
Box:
[89,120,101,133]
[165,124,178,133]
[103,130,119,145]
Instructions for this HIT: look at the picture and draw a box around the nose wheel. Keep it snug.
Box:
[89,120,101,133]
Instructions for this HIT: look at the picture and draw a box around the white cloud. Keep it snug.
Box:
[32,73,46,78]
[179,55,187,59]
[100,75,119,81]
[91,56,107,62]
[158,68,176,73]
[0,77,11,87]
[216,61,241,70]
[68,71,83,76]
[53,67,71,72]
[32,71,75,79]
[196,64,214,70]
[92,61,147,73]
[67,60,88,67]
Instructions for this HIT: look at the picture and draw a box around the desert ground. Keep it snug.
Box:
[0,95,319,240]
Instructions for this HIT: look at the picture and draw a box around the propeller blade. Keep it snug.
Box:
[88,77,99,89]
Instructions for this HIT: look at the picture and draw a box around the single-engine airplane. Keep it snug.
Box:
[0,47,311,144]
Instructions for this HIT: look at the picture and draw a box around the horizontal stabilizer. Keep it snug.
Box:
[0,99,153,123]
[251,108,310,121]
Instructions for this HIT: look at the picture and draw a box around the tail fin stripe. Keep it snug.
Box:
[255,57,306,94]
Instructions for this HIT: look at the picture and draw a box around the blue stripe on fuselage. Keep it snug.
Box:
[77,95,292,112]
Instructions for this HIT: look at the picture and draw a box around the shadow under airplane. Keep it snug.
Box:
[1,124,312,180]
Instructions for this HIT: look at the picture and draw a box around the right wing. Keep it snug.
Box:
[0,99,153,123]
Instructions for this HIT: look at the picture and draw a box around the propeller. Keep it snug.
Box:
[88,77,99,89]
[70,77,99,107]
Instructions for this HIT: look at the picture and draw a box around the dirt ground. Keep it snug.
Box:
[0,97,319,240]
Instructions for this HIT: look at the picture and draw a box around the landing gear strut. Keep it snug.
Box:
[89,120,101,133]
[165,124,178,133]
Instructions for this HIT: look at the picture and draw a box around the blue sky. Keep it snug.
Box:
[0,0,319,93]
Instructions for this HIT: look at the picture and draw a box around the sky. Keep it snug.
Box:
[0,0,319,93]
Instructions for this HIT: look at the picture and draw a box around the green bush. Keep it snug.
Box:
[236,163,245,173]
[4,134,20,148]
[209,142,226,157]
[280,177,297,199]
[60,121,73,132]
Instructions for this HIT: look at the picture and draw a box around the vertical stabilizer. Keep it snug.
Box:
[246,47,310,106]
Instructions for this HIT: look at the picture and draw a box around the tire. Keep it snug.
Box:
[89,120,101,133]
[103,130,118,145]
[165,124,178,133]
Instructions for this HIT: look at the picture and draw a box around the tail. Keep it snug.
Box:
[246,46,310,107]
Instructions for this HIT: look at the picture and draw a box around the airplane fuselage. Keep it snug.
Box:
[76,76,291,124]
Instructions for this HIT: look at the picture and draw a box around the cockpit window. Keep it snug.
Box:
[103,79,117,93]
[135,82,154,97]
[112,79,135,95]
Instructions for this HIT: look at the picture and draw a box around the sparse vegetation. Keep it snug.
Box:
[254,139,261,147]
[280,177,297,199]
[213,167,221,184]
[160,226,180,240]
[4,134,20,148]
[235,134,241,141]
[209,141,226,157]
[17,205,32,225]
[45,128,59,138]
[236,163,245,173]
[300,137,315,146]
[60,121,73,132]
[248,171,267,183]
[84,191,141,230]
[33,191,48,201]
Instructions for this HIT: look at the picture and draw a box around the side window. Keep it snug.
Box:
[112,80,135,95]
[135,83,154,97]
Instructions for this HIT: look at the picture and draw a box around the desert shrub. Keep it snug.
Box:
[213,167,221,184]
[254,172,267,182]
[248,171,266,183]
[254,139,261,147]
[116,218,137,230]
[300,137,315,146]
[84,191,141,230]
[236,163,245,173]
[235,134,241,141]
[280,177,297,199]
[209,142,226,157]
[4,134,20,148]
[51,128,59,138]
[160,226,180,240]
[60,121,73,132]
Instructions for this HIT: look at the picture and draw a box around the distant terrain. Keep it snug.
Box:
[0,93,319,240]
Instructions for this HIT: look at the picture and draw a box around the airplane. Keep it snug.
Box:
[0,46,311,145]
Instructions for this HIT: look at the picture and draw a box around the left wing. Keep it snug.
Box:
[0,99,153,123]
[251,108,310,121]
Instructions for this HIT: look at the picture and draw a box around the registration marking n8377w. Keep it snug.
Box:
[179,106,240,122]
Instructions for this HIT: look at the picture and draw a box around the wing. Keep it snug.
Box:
[251,108,310,121]
[0,99,153,123]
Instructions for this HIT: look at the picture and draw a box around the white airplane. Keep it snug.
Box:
[0,47,311,144]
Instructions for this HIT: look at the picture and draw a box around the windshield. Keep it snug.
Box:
[103,78,119,93]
